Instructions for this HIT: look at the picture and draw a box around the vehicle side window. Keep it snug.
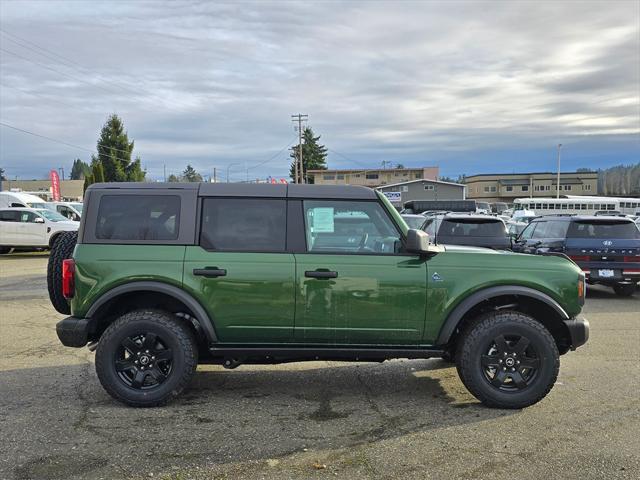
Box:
[20,211,38,223]
[531,221,548,239]
[302,200,401,254]
[422,218,436,236]
[0,211,20,222]
[96,195,180,240]
[200,198,286,252]
[546,221,569,238]
[519,223,537,240]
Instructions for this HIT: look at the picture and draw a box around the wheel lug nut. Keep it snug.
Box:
[503,352,507,356]
[135,360,138,364]
[499,359,503,363]
[146,350,150,353]
[517,360,520,364]
[511,368,516,372]
[503,367,506,371]
[137,352,141,356]
[152,356,155,360]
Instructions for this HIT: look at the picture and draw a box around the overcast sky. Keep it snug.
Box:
[1,0,638,181]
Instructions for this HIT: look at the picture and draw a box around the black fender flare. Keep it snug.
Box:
[436,285,569,345]
[86,281,218,343]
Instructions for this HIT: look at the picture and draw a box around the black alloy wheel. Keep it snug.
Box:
[115,332,173,390]
[455,310,559,409]
[95,310,197,407]
[480,334,539,391]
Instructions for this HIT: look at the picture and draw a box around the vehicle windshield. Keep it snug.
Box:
[27,202,47,209]
[70,203,83,213]
[35,209,69,222]
[402,216,425,229]
[440,219,506,237]
[567,220,640,239]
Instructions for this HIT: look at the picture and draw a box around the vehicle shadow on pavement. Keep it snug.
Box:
[2,359,515,480]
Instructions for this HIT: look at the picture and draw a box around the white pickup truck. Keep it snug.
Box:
[0,207,79,254]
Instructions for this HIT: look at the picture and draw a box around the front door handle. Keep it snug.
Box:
[193,267,227,278]
[305,270,338,279]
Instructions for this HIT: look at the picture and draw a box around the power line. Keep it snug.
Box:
[0,47,123,96]
[246,135,298,171]
[0,121,138,165]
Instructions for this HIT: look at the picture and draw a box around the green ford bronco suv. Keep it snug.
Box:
[50,183,589,409]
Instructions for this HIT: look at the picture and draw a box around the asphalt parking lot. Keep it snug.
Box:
[0,252,638,480]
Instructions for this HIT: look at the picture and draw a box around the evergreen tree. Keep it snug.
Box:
[0,167,6,181]
[167,174,180,182]
[181,164,203,182]
[289,127,328,183]
[94,114,145,182]
[70,159,91,180]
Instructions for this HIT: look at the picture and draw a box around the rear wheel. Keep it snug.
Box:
[613,284,636,297]
[46,231,77,314]
[456,311,559,409]
[95,310,198,407]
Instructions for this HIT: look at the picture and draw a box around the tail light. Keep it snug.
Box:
[623,256,640,262]
[62,259,75,299]
[569,255,590,262]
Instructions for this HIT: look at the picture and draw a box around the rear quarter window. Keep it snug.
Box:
[95,195,181,240]
[567,221,640,239]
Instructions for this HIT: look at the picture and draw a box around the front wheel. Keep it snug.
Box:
[455,311,559,409]
[95,310,198,407]
[613,283,636,297]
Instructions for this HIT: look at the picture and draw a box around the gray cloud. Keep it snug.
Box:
[0,0,638,180]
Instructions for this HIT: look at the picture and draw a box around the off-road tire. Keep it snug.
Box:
[0,247,11,254]
[455,311,559,409]
[613,284,636,297]
[95,310,198,407]
[46,231,78,315]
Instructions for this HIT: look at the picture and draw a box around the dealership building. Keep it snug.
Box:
[0,179,84,201]
[376,178,466,208]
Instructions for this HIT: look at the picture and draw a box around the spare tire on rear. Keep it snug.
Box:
[47,231,78,315]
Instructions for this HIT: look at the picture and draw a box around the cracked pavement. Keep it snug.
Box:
[0,252,639,479]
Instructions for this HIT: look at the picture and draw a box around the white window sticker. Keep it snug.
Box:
[312,207,335,233]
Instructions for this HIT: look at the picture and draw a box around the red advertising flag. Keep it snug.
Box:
[50,170,61,201]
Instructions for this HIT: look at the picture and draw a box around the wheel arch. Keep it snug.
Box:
[86,281,218,344]
[436,286,572,353]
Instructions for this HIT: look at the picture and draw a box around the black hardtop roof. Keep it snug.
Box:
[87,182,377,199]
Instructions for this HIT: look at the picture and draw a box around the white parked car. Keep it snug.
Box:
[0,191,49,209]
[0,207,79,253]
[45,201,83,221]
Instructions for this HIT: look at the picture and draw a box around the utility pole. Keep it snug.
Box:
[163,164,166,182]
[291,114,308,183]
[213,167,217,183]
[556,144,562,199]
[58,167,65,181]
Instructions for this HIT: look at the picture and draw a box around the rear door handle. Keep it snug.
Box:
[193,267,227,278]
[305,270,338,279]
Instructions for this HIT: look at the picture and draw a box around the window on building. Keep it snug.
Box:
[563,185,572,191]
[534,186,540,191]
[200,198,286,251]
[323,175,335,180]
[336,174,345,180]
[484,186,490,193]
[506,186,513,192]
[545,185,551,191]
[582,184,591,191]
[424,185,434,191]
[365,173,379,180]
[491,186,497,192]
[521,185,529,192]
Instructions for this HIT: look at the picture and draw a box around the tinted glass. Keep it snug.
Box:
[0,210,19,222]
[96,195,180,240]
[37,209,68,222]
[303,200,400,254]
[200,198,286,251]
[519,223,536,240]
[439,219,506,237]
[567,221,640,239]
[531,221,548,239]
[545,221,569,238]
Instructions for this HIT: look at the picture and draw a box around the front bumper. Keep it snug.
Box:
[563,317,589,350]
[56,316,95,347]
